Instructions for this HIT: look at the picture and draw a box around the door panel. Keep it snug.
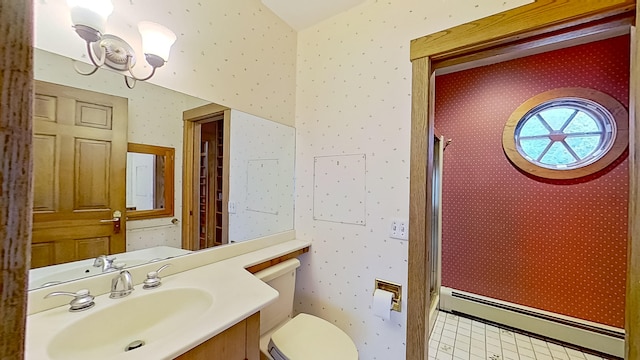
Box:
[34,94,57,122]
[32,81,127,268]
[76,102,112,129]
[33,134,58,212]
[31,243,55,269]
[74,139,111,210]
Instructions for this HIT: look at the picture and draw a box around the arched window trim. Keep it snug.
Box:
[502,88,628,179]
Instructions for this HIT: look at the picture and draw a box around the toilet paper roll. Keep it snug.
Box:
[372,289,394,320]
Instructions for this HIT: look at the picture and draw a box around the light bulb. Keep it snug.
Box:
[67,0,114,34]
[138,21,177,63]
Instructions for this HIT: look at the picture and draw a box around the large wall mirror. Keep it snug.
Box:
[30,1,296,290]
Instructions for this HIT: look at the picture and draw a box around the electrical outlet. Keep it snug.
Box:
[390,219,408,241]
[398,220,408,240]
[390,220,400,238]
[228,201,237,214]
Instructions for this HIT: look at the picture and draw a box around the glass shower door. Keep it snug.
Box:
[428,135,444,335]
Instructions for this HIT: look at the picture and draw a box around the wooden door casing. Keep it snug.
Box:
[32,81,128,268]
[407,2,639,359]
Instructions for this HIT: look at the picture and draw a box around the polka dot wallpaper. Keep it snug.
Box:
[313,154,367,225]
[294,0,532,358]
[35,0,297,126]
[435,35,630,328]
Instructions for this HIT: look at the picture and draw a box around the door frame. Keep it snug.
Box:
[406,1,639,360]
[182,103,230,250]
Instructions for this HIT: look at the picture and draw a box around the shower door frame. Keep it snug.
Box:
[406,1,640,360]
[428,134,444,336]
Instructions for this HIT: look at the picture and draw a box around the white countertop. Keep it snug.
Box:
[26,237,310,360]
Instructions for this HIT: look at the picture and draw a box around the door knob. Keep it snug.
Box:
[100,210,122,233]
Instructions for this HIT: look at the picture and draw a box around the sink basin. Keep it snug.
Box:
[46,288,213,360]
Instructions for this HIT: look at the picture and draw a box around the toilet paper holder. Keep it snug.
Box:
[374,279,402,312]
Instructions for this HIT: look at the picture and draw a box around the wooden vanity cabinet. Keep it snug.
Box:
[175,312,260,360]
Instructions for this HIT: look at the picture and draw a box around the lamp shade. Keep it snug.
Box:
[67,0,114,34]
[138,21,177,62]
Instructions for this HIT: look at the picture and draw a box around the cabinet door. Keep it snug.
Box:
[175,312,260,360]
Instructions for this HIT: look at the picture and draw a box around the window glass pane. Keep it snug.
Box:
[565,136,601,159]
[520,138,551,160]
[564,111,600,133]
[538,107,576,130]
[541,142,575,166]
[519,116,550,137]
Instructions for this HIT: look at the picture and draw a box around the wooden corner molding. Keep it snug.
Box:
[0,1,34,358]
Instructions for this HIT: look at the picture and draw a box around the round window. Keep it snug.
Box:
[503,88,628,179]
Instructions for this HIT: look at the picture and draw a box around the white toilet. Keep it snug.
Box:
[255,258,358,360]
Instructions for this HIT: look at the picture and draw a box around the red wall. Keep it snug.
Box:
[435,35,629,328]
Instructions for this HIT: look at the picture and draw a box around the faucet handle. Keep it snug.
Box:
[93,255,116,270]
[143,264,171,290]
[45,289,95,312]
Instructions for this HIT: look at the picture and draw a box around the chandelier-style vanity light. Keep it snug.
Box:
[67,0,177,88]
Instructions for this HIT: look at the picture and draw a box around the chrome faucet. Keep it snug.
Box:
[93,255,117,272]
[110,270,134,298]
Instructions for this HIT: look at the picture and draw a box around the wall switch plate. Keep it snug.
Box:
[228,201,237,214]
[390,219,408,241]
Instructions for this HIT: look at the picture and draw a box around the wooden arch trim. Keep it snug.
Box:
[407,1,639,360]
[502,87,630,180]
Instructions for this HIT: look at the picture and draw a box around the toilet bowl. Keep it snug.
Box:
[255,258,358,360]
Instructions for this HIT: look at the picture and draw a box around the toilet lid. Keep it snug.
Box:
[269,313,358,360]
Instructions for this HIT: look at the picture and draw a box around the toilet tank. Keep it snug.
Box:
[254,258,301,336]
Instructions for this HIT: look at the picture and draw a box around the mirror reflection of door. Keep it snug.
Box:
[199,119,226,248]
[181,104,230,251]
[32,81,128,268]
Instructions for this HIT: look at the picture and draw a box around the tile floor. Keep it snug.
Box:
[428,311,615,360]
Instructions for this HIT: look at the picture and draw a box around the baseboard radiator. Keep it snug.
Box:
[440,287,625,358]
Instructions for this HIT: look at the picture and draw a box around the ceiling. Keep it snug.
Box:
[261,0,368,30]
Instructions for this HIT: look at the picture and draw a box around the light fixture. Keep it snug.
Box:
[67,0,177,88]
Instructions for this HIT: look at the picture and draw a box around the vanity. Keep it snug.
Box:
[26,233,310,360]
[23,2,302,358]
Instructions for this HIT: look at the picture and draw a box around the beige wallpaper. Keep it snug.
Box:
[34,0,297,126]
[293,0,532,358]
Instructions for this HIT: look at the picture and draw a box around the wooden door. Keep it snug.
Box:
[31,81,128,268]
